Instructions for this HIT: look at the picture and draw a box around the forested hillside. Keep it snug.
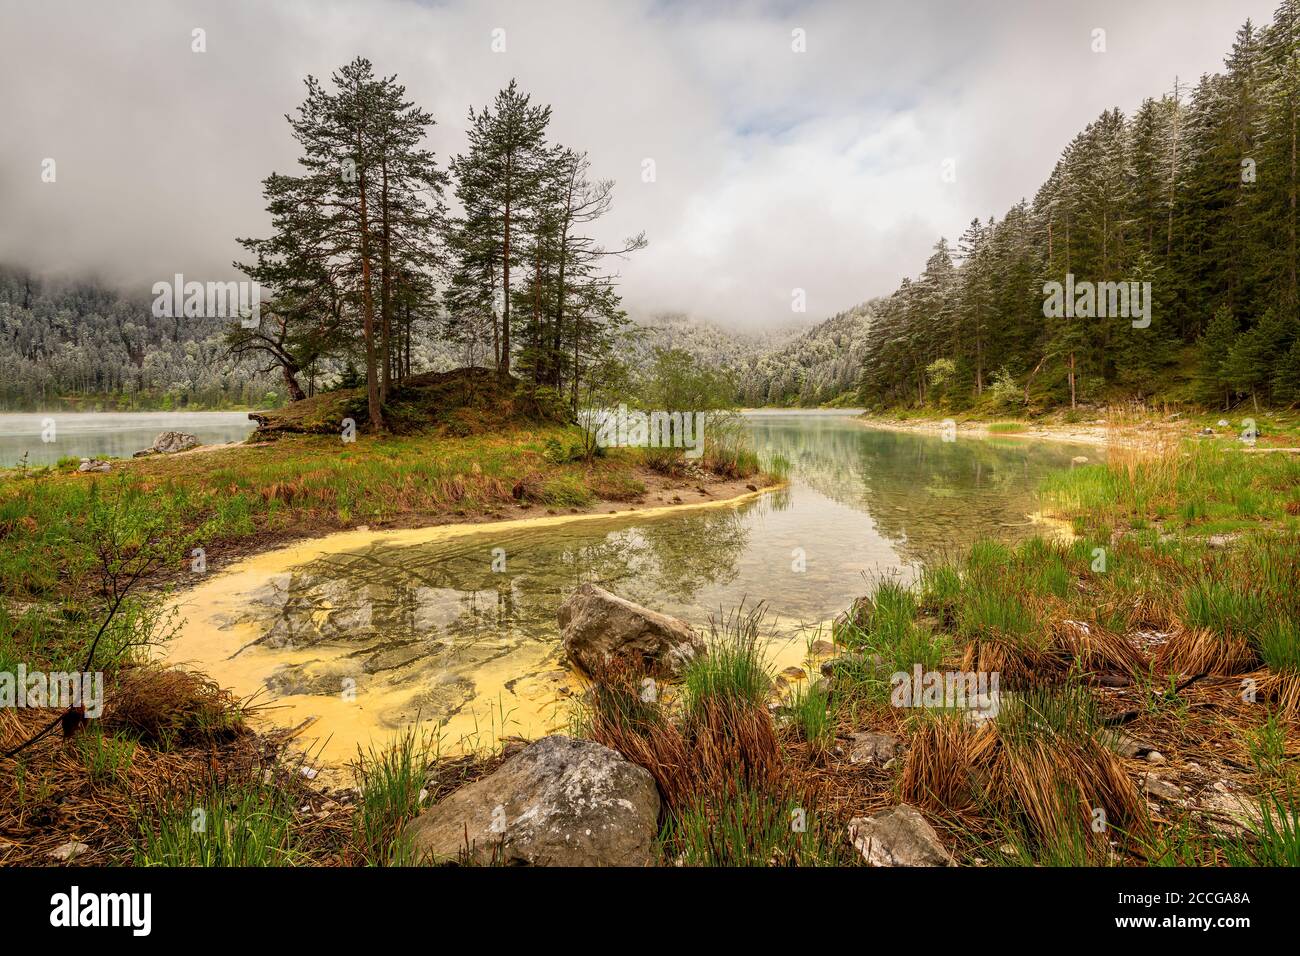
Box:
[859,2,1300,414]
[738,303,874,406]
[0,267,277,410]
[633,312,791,374]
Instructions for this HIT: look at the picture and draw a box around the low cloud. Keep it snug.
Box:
[0,0,1276,328]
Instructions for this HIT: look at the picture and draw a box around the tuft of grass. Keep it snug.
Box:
[350,726,437,866]
[132,779,302,867]
[1222,793,1300,867]
[102,664,244,747]
[786,680,833,753]
[659,777,853,866]
[76,727,137,786]
[681,604,774,719]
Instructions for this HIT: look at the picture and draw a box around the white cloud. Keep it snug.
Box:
[0,0,1279,328]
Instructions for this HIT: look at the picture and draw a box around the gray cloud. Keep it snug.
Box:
[0,0,1278,328]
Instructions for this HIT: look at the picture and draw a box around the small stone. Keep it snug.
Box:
[638,677,658,703]
[780,666,807,681]
[847,805,954,867]
[48,841,89,862]
[847,731,900,765]
[1142,773,1182,802]
[809,640,836,656]
[1217,419,1230,428]
[1145,750,1166,764]
[1107,731,1154,759]
[1071,456,1089,464]
[1199,788,1265,836]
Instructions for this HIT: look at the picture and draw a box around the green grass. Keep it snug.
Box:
[833,578,948,705]
[786,680,833,750]
[350,727,436,866]
[986,422,1028,434]
[76,727,137,786]
[659,778,854,866]
[1222,793,1300,867]
[682,608,773,719]
[132,780,302,866]
[1042,440,1300,536]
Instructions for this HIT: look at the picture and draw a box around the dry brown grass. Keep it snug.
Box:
[899,717,990,818]
[101,664,245,746]
[1155,627,1259,677]
[1052,618,1149,678]
[899,707,1146,856]
[581,662,783,817]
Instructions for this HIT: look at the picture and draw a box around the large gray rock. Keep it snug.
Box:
[405,735,661,866]
[558,583,705,679]
[150,431,201,454]
[847,804,954,866]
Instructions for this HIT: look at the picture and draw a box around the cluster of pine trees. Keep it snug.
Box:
[859,4,1300,413]
[232,59,644,429]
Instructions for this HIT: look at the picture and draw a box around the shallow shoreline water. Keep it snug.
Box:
[161,414,1099,767]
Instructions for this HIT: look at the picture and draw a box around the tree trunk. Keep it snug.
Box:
[357,141,383,431]
[379,157,392,401]
[282,364,306,403]
[501,159,513,379]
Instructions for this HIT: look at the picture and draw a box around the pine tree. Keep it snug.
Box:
[449,80,553,380]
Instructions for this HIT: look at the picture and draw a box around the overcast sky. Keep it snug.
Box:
[0,0,1280,329]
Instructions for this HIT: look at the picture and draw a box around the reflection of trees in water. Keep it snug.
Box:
[227,420,1089,701]
[852,432,1084,563]
[231,503,755,671]
[748,418,1085,565]
[748,418,870,508]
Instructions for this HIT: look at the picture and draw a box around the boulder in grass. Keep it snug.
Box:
[150,431,201,454]
[404,735,660,866]
[846,731,900,765]
[558,583,705,679]
[847,804,954,866]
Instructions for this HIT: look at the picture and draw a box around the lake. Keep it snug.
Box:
[0,411,258,467]
[165,413,1100,763]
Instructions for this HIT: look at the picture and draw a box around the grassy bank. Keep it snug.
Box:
[581,437,1299,866]
[0,401,773,864]
[860,403,1300,451]
[5,416,1294,867]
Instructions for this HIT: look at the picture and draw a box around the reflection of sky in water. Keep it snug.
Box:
[226,417,1100,712]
